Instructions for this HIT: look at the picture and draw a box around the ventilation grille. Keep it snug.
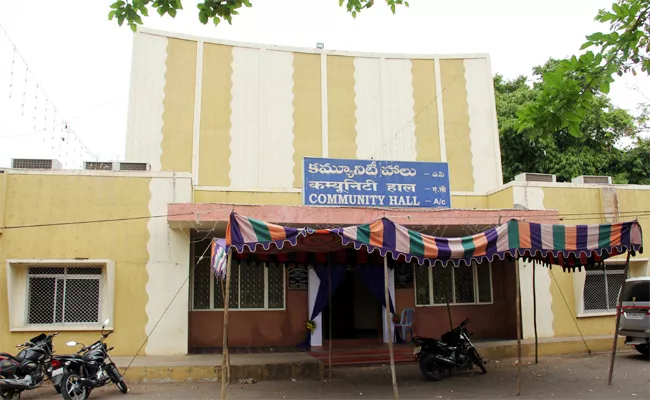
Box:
[11,159,61,170]
[514,173,557,183]
[84,162,113,171]
[118,162,149,171]
[83,162,150,172]
[572,175,612,185]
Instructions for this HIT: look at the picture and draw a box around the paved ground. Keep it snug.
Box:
[21,352,649,399]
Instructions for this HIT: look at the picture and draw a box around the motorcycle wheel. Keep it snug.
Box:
[0,374,20,400]
[470,349,487,374]
[106,364,128,394]
[418,353,446,381]
[61,371,89,400]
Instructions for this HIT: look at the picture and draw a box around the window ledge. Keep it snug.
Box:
[415,302,493,308]
[577,311,616,318]
[11,325,114,332]
[190,309,286,312]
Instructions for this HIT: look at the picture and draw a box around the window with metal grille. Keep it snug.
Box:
[191,259,285,311]
[414,262,492,306]
[394,263,413,289]
[26,267,103,325]
[583,264,627,313]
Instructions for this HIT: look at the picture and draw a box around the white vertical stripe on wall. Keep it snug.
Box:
[354,58,416,161]
[465,58,500,192]
[230,48,295,189]
[259,50,295,188]
[381,59,416,161]
[230,47,261,188]
[125,33,167,171]
[513,186,555,339]
[354,57,383,160]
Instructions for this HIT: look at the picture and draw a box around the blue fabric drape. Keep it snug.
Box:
[355,266,395,315]
[309,265,346,321]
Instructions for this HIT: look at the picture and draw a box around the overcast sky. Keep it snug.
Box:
[0,0,648,168]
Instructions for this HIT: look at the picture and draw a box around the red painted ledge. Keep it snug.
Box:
[167,203,560,230]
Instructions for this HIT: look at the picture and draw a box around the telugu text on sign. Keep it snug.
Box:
[302,157,451,208]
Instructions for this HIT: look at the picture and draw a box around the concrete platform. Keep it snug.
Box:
[113,353,323,384]
[112,335,627,383]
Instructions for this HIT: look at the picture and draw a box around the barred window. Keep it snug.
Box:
[394,263,414,289]
[191,259,285,311]
[583,264,627,313]
[414,262,492,306]
[27,267,103,325]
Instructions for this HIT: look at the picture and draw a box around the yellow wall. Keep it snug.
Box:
[487,187,514,209]
[127,31,503,195]
[0,173,151,356]
[542,186,650,337]
[195,190,496,210]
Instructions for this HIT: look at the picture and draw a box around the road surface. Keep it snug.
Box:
[21,351,649,399]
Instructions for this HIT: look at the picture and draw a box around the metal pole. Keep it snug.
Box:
[608,251,631,385]
[515,260,522,396]
[220,250,232,400]
[384,257,399,400]
[445,273,453,331]
[328,261,333,379]
[533,262,538,365]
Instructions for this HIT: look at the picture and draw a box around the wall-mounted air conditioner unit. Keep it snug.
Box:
[514,172,557,183]
[571,175,612,185]
[11,158,62,170]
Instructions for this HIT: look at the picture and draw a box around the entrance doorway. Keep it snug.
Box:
[322,269,382,340]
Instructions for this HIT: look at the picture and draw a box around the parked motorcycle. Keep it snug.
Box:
[0,332,60,399]
[53,319,127,400]
[412,318,487,381]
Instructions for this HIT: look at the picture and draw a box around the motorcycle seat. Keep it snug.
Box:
[0,353,22,362]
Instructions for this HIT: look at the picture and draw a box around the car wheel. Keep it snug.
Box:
[635,343,649,358]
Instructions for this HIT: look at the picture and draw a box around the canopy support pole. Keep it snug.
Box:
[220,249,232,400]
[608,251,631,385]
[384,256,399,400]
[533,262,538,365]
[515,260,522,396]
[445,274,453,330]
[328,261,333,379]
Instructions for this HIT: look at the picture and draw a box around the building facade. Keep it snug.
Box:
[0,28,648,356]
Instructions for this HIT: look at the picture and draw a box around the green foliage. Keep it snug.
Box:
[517,0,650,138]
[109,0,409,30]
[496,61,649,184]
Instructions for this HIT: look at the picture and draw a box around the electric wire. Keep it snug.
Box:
[1,208,647,231]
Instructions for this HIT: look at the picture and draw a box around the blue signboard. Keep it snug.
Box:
[303,157,451,208]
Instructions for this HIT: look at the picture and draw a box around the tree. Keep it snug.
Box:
[517,0,649,139]
[109,0,410,32]
[497,60,649,184]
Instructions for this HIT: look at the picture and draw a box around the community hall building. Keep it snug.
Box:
[0,28,648,358]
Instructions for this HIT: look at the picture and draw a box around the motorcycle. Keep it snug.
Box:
[53,319,127,400]
[412,318,487,381]
[0,332,60,399]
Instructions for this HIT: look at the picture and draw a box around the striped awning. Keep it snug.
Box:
[215,212,643,271]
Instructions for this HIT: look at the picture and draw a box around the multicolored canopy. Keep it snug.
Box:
[212,212,643,272]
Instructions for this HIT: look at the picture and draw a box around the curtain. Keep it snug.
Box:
[355,266,395,315]
[310,265,346,321]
